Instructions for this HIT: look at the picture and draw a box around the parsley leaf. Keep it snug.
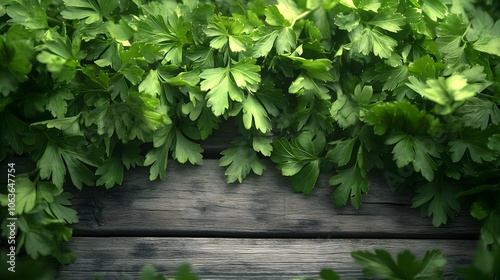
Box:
[173,128,203,165]
[355,27,398,59]
[367,9,406,33]
[449,128,498,164]
[242,94,272,133]
[352,249,446,279]
[407,75,481,115]
[331,84,373,129]
[386,133,440,181]
[135,11,192,65]
[271,131,325,195]
[15,174,37,215]
[329,147,369,208]
[199,58,261,116]
[252,5,297,57]
[6,0,48,29]
[0,25,34,96]
[412,180,461,227]
[35,132,100,190]
[219,139,266,183]
[61,0,119,24]
[47,192,79,224]
[205,15,248,53]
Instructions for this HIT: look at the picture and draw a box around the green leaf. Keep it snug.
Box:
[45,88,74,119]
[25,231,54,259]
[139,265,167,280]
[406,75,481,115]
[6,0,48,29]
[1,111,27,154]
[15,175,37,215]
[489,134,500,151]
[96,152,124,188]
[352,249,446,279]
[173,130,203,165]
[331,84,373,128]
[356,28,398,59]
[242,94,271,133]
[106,19,134,42]
[175,263,200,280]
[61,0,119,24]
[473,37,500,57]
[276,0,304,21]
[364,102,440,136]
[275,27,297,54]
[47,192,79,224]
[329,164,368,208]
[327,138,356,167]
[412,180,461,227]
[139,70,162,97]
[368,10,406,33]
[0,25,34,96]
[319,268,340,280]
[421,0,447,22]
[271,131,325,194]
[252,29,280,57]
[135,12,191,65]
[36,30,86,82]
[230,58,261,91]
[144,145,170,181]
[334,12,361,32]
[408,55,441,80]
[38,141,67,189]
[145,125,174,180]
[386,133,440,181]
[264,5,290,27]
[205,15,247,52]
[435,14,467,65]
[289,73,331,100]
[200,58,260,116]
[37,134,100,189]
[220,141,265,183]
[449,132,497,164]
[359,0,381,12]
[252,135,273,156]
[290,160,320,195]
[470,200,491,221]
[200,67,239,115]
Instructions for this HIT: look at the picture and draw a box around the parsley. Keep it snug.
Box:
[352,249,446,280]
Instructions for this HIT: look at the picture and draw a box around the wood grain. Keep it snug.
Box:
[70,159,480,238]
[57,237,476,280]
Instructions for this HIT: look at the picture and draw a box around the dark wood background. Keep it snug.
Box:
[6,124,480,279]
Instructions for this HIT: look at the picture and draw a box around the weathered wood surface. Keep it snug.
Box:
[1,124,481,279]
[70,159,479,238]
[57,237,476,280]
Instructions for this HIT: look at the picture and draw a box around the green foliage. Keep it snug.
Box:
[0,0,499,274]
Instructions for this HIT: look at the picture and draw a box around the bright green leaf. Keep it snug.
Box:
[220,141,266,183]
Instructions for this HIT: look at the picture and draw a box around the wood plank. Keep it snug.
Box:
[57,237,476,280]
[71,160,480,238]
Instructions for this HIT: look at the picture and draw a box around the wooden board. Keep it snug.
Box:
[57,237,476,280]
[70,160,480,238]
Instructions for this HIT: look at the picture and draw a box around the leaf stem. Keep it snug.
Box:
[291,10,311,26]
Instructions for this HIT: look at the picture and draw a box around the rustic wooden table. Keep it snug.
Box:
[52,127,480,279]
